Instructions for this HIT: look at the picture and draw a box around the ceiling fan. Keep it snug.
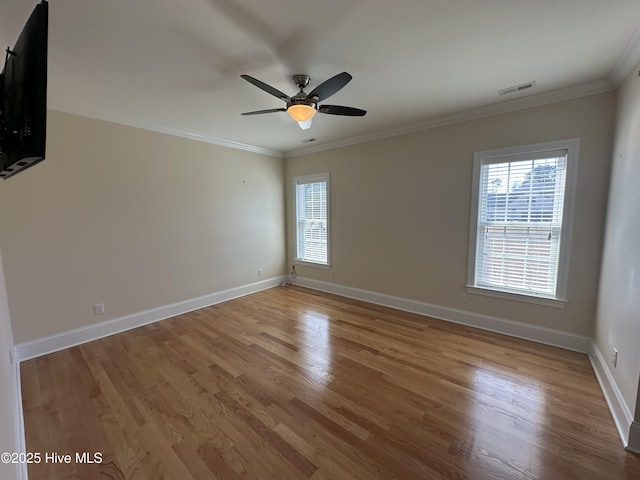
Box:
[240,72,366,129]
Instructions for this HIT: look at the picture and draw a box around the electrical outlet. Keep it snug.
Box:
[612,348,618,368]
[258,268,263,277]
[458,292,468,303]
[94,303,105,315]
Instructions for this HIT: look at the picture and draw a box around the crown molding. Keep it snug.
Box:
[284,79,615,158]
[49,77,616,161]
[610,23,640,87]
[47,104,284,158]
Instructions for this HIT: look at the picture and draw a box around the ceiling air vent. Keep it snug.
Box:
[498,81,536,96]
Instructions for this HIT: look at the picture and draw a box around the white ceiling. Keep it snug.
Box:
[2,0,640,157]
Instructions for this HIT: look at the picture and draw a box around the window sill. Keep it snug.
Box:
[294,259,331,270]
[465,285,567,308]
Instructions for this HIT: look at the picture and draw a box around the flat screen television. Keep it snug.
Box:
[0,1,48,180]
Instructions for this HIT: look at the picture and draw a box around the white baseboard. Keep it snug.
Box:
[14,357,28,480]
[15,276,286,362]
[628,421,640,454]
[588,340,634,449]
[291,277,591,352]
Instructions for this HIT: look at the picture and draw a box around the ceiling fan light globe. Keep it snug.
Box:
[288,104,316,122]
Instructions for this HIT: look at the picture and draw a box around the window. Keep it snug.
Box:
[294,173,329,266]
[467,139,579,307]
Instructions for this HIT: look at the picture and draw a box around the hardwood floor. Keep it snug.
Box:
[21,285,640,479]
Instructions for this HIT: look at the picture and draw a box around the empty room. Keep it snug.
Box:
[1,0,640,479]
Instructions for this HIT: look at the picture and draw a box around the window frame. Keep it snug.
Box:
[466,138,580,308]
[293,172,331,268]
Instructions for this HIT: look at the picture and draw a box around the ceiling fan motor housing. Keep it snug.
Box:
[289,75,317,110]
[288,92,317,111]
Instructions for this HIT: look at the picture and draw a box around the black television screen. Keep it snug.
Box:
[0,1,48,180]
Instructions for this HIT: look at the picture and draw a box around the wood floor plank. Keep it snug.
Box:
[21,285,640,479]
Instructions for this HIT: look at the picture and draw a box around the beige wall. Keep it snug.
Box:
[0,250,20,480]
[0,110,286,344]
[286,92,615,337]
[594,63,640,419]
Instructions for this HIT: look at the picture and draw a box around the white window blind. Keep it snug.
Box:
[295,174,329,265]
[468,139,579,304]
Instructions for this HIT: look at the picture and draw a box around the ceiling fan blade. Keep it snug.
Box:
[241,108,287,115]
[308,72,352,102]
[241,75,290,102]
[318,105,367,116]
